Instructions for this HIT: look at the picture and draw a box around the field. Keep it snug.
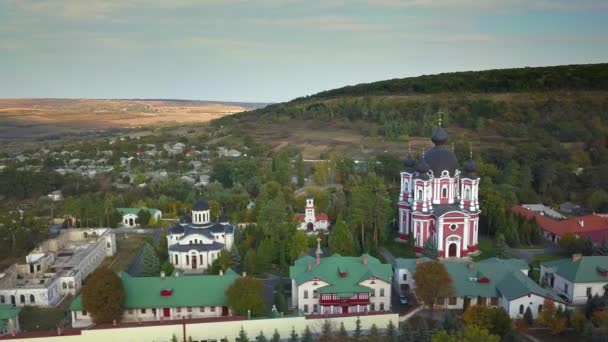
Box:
[0,98,260,143]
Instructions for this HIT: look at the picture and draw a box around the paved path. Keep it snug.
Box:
[511,241,562,263]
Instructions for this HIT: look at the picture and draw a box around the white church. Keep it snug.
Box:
[294,196,330,234]
[166,199,234,272]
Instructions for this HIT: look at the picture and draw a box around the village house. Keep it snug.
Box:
[393,257,566,318]
[117,208,162,227]
[540,255,608,305]
[290,253,392,315]
[0,229,116,307]
[512,205,608,244]
[70,269,239,327]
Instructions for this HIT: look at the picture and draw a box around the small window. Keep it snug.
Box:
[587,287,592,296]
[371,289,375,297]
[187,307,192,313]
[200,307,205,312]
[82,310,87,316]
[177,308,182,313]
[68,281,74,289]
[211,306,216,312]
[370,304,375,311]
[442,187,447,198]
[380,289,385,297]
[0,296,4,304]
[565,284,569,293]
[175,255,178,265]
[313,290,318,298]
[186,255,190,265]
[30,294,35,303]
[448,297,457,305]
[106,242,111,248]
[141,309,146,314]
[303,290,308,299]
[36,264,41,271]
[519,304,524,314]
[417,189,423,200]
[380,303,385,311]
[491,297,498,306]
[20,295,25,304]
[402,273,407,281]
[304,304,309,313]
[313,304,318,313]
[128,309,133,314]
[62,282,67,289]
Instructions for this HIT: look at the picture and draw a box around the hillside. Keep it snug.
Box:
[216,63,608,207]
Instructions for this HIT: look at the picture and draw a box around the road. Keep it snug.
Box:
[511,241,562,263]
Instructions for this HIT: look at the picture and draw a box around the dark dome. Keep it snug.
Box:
[218,214,229,223]
[416,158,430,173]
[193,199,209,211]
[431,127,448,146]
[403,154,415,169]
[464,159,477,173]
[424,147,459,177]
[179,215,192,224]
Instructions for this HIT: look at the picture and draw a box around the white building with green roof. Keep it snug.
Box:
[394,257,566,318]
[70,269,240,327]
[117,207,162,227]
[541,255,608,305]
[289,254,392,315]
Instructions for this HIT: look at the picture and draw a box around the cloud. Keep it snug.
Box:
[256,16,396,32]
[361,0,608,11]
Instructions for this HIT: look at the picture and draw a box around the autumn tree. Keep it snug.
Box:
[538,298,567,335]
[226,277,266,316]
[82,268,125,324]
[210,249,233,274]
[413,260,454,309]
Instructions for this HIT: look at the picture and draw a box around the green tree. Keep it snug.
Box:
[301,326,313,342]
[289,231,309,262]
[385,320,397,342]
[295,154,305,187]
[82,268,125,324]
[256,331,267,342]
[431,326,499,342]
[328,216,357,256]
[226,277,266,316]
[318,320,335,342]
[289,327,299,342]
[141,242,161,277]
[237,327,250,342]
[422,237,438,260]
[136,209,151,226]
[400,321,415,342]
[210,249,232,274]
[442,310,458,332]
[524,307,534,326]
[594,234,608,256]
[413,261,454,309]
[367,324,380,341]
[271,330,280,342]
[462,305,512,337]
[352,317,363,341]
[157,229,169,261]
[338,322,349,340]
[495,233,511,259]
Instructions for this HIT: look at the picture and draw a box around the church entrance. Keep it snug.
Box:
[192,257,197,269]
[448,243,458,257]
[307,222,314,231]
[129,218,134,226]
[222,306,229,316]
[163,308,170,317]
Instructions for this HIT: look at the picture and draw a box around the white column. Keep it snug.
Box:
[437,219,443,251]
[463,217,469,249]
[399,209,404,234]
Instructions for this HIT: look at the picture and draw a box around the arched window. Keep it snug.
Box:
[519,304,524,314]
[29,294,35,303]
[20,295,25,304]
[174,254,178,265]
[442,187,448,198]
[106,241,111,248]
[464,188,471,200]
[68,281,74,289]
[417,189,423,200]
[538,304,543,313]
[62,282,67,289]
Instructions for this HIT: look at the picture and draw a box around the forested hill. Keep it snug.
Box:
[306,63,608,99]
[217,63,608,211]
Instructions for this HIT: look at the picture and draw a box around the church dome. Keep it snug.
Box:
[193,199,209,211]
[424,127,459,177]
[464,158,477,173]
[416,158,430,174]
[403,153,415,169]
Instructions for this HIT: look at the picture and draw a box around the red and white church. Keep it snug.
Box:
[398,126,480,258]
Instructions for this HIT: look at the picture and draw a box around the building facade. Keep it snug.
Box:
[393,257,566,318]
[398,126,480,258]
[540,255,608,305]
[294,196,330,234]
[290,254,392,315]
[70,269,239,327]
[167,199,235,272]
[0,228,115,307]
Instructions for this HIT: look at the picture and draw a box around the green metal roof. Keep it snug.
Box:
[289,254,392,296]
[0,304,21,331]
[117,207,161,216]
[542,256,608,283]
[71,269,239,311]
[392,257,431,272]
[395,257,564,303]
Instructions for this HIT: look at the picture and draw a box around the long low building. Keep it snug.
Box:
[393,257,566,318]
[290,254,392,315]
[0,228,116,307]
[70,269,240,327]
[541,255,608,305]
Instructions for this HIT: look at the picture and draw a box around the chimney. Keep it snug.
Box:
[362,255,367,265]
[415,259,424,265]
[219,269,224,276]
[160,271,165,278]
[316,256,320,265]
[572,254,582,263]
[307,263,313,271]
[468,263,475,270]
[579,220,584,228]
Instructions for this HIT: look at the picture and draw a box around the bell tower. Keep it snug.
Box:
[305,196,315,223]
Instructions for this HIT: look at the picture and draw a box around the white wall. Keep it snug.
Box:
[507,294,564,319]
[572,282,608,305]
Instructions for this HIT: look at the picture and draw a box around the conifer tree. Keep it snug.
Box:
[338,322,349,340]
[524,306,534,326]
[404,235,416,258]
[385,320,397,342]
[271,330,280,342]
[301,326,313,342]
[237,327,249,342]
[495,233,512,259]
[367,324,380,341]
[422,237,438,260]
[399,321,415,342]
[352,317,363,341]
[289,327,298,342]
[318,320,334,342]
[415,318,431,342]
[442,310,457,332]
[141,241,161,276]
[256,331,267,342]
[328,216,357,256]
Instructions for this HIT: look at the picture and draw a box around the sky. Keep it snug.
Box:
[1,0,608,103]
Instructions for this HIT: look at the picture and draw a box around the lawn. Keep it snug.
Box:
[471,238,496,262]
[101,233,152,273]
[383,234,415,260]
